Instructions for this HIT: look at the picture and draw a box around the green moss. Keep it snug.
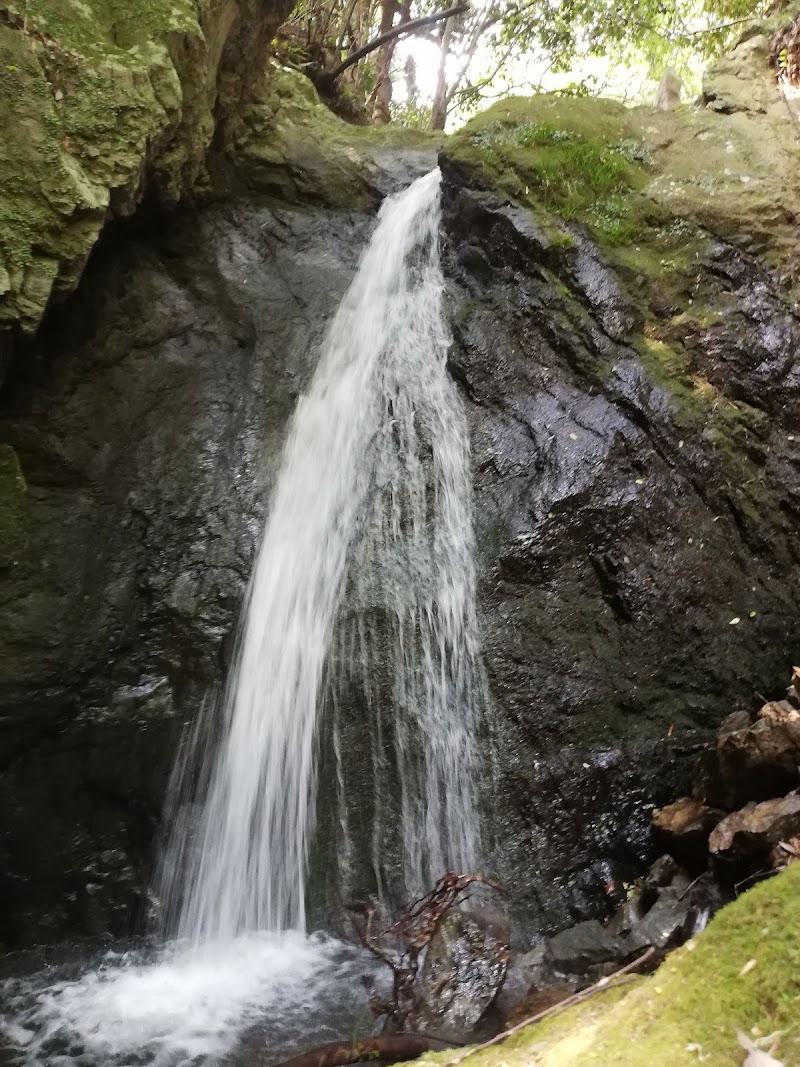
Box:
[453,301,478,331]
[233,64,441,209]
[417,863,800,1067]
[444,95,652,249]
[634,332,770,456]
[0,444,27,568]
[0,0,217,330]
[6,0,199,56]
[634,335,702,424]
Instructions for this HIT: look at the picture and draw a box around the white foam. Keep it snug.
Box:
[0,933,371,1067]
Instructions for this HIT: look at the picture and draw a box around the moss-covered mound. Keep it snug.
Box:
[0,0,291,333]
[443,26,800,292]
[419,863,800,1066]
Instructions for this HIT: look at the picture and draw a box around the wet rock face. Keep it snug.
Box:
[440,176,800,933]
[0,201,372,946]
[1,129,799,946]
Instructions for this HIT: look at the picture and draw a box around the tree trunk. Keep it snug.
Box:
[404,53,418,105]
[371,0,399,123]
[430,15,454,130]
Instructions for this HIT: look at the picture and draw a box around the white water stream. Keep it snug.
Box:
[0,169,486,1066]
[159,165,484,943]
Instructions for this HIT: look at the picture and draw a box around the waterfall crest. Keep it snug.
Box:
[157,169,486,945]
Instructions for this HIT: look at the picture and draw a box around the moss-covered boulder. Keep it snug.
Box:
[0,0,292,335]
[418,862,800,1066]
[230,62,441,207]
[443,30,800,290]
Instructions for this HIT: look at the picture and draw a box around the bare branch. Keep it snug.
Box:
[320,4,469,84]
[270,1034,456,1067]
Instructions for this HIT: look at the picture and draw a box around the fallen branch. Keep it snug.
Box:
[319,4,469,85]
[270,1033,456,1067]
[433,947,656,1067]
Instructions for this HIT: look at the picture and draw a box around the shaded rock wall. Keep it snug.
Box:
[436,49,799,927]
[440,180,798,931]
[0,198,373,945]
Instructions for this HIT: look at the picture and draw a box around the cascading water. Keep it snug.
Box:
[157,166,485,944]
[0,169,488,1067]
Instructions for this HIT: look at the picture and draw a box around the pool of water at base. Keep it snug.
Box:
[0,932,377,1067]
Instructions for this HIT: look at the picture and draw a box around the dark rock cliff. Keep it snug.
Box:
[441,179,798,931]
[0,200,374,943]
[0,28,798,945]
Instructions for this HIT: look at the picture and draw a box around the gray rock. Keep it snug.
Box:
[626,887,695,953]
[606,894,647,938]
[494,943,561,1019]
[546,920,624,973]
[411,911,509,1041]
[643,854,680,890]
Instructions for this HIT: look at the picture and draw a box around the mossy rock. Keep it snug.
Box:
[418,862,800,1066]
[0,0,291,334]
[442,29,800,296]
[444,95,654,249]
[232,63,441,209]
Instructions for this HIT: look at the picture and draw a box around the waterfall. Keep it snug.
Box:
[157,168,486,946]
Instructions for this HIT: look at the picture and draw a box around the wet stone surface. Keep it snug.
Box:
[0,154,799,945]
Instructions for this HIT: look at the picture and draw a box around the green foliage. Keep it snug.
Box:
[275,0,768,130]
[464,108,642,242]
[389,99,433,130]
[492,0,768,77]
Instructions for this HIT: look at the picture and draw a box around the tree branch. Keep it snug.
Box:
[270,1034,456,1067]
[320,3,469,84]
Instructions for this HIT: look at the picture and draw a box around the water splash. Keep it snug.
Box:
[0,934,372,1067]
[157,168,486,944]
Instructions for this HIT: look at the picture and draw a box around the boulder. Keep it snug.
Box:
[546,920,624,974]
[606,894,648,938]
[652,797,725,872]
[642,854,680,891]
[702,700,800,810]
[410,910,509,1041]
[625,886,696,954]
[494,943,572,1022]
[709,793,800,877]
